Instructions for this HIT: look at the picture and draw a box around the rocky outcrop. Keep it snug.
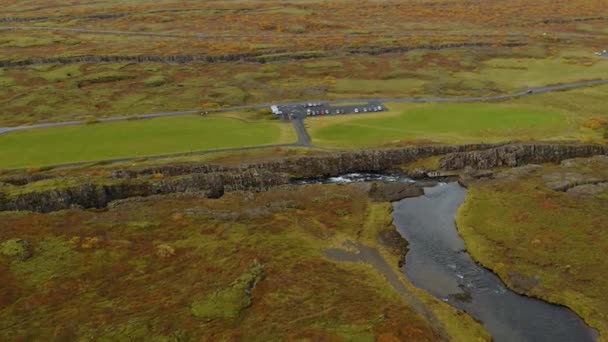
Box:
[115,143,500,180]
[440,144,608,170]
[0,42,526,68]
[368,182,425,202]
[0,53,259,68]
[0,173,53,186]
[378,229,409,268]
[567,182,608,196]
[2,143,606,213]
[0,170,288,213]
[543,172,607,192]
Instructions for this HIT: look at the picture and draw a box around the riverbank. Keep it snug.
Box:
[0,181,491,340]
[456,157,608,341]
[393,182,595,341]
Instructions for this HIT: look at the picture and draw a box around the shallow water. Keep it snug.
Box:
[291,172,411,185]
[392,182,595,342]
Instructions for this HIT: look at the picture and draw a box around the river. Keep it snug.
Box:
[294,174,596,340]
[393,182,596,342]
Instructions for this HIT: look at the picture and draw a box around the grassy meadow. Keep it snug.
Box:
[0,114,295,169]
[307,85,608,147]
[307,103,570,147]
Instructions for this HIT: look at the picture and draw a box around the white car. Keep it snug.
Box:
[354,108,359,113]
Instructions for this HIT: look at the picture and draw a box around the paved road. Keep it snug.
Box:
[291,118,311,146]
[2,78,607,134]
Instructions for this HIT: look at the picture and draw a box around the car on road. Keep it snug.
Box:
[354,108,359,113]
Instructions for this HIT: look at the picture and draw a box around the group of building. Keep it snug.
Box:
[595,50,608,57]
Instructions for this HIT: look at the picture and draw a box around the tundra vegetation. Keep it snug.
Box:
[1,0,607,340]
[457,156,608,338]
[0,184,489,341]
[0,0,606,125]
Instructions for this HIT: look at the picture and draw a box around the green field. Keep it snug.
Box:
[307,102,592,147]
[0,115,294,169]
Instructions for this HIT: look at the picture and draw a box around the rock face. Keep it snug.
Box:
[567,183,608,196]
[368,182,424,202]
[440,144,608,170]
[0,171,289,213]
[378,229,409,268]
[114,143,499,180]
[0,173,53,186]
[0,42,525,68]
[1,143,606,213]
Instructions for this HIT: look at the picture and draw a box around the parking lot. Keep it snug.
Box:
[274,101,388,120]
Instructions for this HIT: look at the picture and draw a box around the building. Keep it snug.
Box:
[270,105,282,116]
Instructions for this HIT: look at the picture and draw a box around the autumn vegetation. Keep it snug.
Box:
[0,183,488,340]
[1,0,607,125]
[457,156,608,339]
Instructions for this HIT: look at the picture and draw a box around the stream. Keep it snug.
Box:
[295,174,596,341]
[393,182,596,342]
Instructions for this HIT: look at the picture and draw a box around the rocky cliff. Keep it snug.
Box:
[439,143,608,170]
[1,143,606,213]
[113,143,500,180]
[0,42,525,68]
[0,170,288,213]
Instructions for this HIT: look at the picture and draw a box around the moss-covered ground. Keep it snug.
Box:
[456,158,608,340]
[0,184,489,341]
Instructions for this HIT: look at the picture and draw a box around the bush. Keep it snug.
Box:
[0,239,31,261]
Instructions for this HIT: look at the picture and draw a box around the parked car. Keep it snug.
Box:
[354,108,359,113]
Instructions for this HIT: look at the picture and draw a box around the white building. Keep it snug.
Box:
[270,105,282,115]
